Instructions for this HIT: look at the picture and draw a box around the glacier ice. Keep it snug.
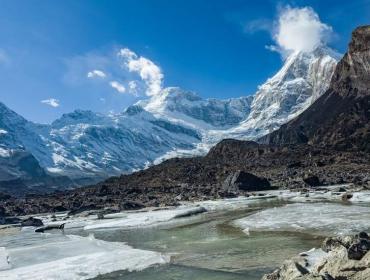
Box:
[234,202,370,236]
[0,229,169,280]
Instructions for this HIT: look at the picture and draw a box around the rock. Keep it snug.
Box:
[222,170,271,192]
[2,217,21,225]
[0,207,6,217]
[21,217,44,227]
[322,235,356,252]
[264,232,370,280]
[287,162,302,168]
[341,192,353,201]
[348,239,370,260]
[120,200,145,210]
[322,272,335,280]
[97,212,104,219]
[0,193,11,200]
[303,175,321,187]
[35,223,65,233]
[53,205,67,212]
[358,231,369,239]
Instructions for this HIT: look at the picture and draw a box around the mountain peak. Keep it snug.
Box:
[51,109,104,128]
[137,87,202,114]
[236,44,340,138]
[349,25,370,53]
[260,25,370,151]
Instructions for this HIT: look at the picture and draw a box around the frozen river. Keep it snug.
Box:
[2,189,370,280]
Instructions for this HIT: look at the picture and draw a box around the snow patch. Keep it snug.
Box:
[0,147,11,157]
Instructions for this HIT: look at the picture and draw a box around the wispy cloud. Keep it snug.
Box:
[109,81,126,93]
[65,47,164,99]
[87,69,106,78]
[128,80,138,95]
[244,18,272,34]
[118,48,163,96]
[41,98,60,107]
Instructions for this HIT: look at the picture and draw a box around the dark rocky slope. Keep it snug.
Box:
[260,26,370,151]
[1,25,370,217]
[2,140,370,216]
[0,150,73,196]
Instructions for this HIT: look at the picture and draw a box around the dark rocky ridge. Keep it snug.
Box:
[0,150,74,196]
[2,140,370,216]
[1,25,370,217]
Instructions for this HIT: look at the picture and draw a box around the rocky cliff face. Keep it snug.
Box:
[260,25,370,152]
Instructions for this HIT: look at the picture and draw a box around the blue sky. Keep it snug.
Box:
[0,0,369,123]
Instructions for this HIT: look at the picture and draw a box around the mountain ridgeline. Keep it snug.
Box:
[2,26,370,216]
[0,40,339,195]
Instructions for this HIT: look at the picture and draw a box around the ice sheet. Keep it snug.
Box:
[234,203,370,236]
[0,230,169,280]
[83,206,207,230]
[0,248,10,271]
[83,194,284,231]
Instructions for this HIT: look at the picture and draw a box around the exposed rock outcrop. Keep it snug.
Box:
[222,171,271,193]
[262,232,370,280]
[21,217,44,227]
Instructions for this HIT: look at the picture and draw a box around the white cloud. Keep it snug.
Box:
[271,6,332,54]
[128,80,138,95]
[110,81,126,93]
[244,18,271,34]
[41,98,60,108]
[118,48,163,96]
[87,69,106,78]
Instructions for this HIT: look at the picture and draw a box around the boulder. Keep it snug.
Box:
[120,200,145,210]
[263,232,370,280]
[21,217,44,227]
[303,175,321,187]
[222,171,271,192]
[342,193,353,201]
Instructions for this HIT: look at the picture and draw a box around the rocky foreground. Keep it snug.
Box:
[263,232,370,280]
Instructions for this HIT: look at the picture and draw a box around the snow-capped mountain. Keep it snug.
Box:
[235,46,340,138]
[44,108,201,179]
[153,46,340,158]
[0,46,341,192]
